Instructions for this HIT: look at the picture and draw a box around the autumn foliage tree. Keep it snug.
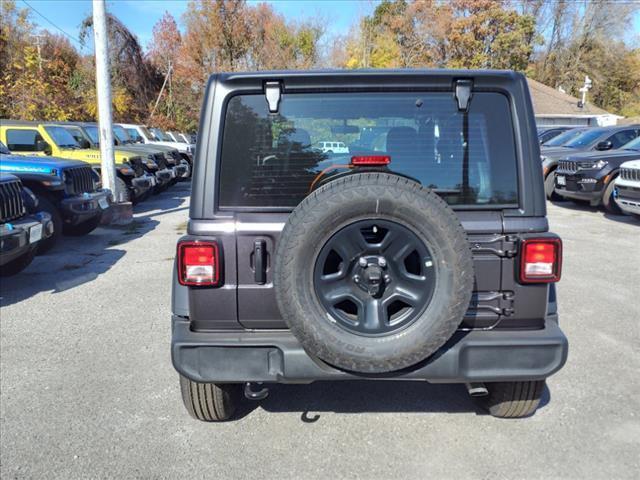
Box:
[1,0,638,130]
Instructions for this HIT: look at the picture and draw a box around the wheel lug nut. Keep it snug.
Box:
[378,257,387,267]
[358,257,368,267]
[353,275,360,283]
[384,274,391,283]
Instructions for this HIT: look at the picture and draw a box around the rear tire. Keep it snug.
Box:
[602,178,621,214]
[179,376,242,422]
[274,172,474,374]
[480,380,545,418]
[35,196,62,253]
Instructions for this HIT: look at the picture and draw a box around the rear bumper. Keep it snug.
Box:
[171,315,569,384]
[0,212,53,265]
[59,190,111,225]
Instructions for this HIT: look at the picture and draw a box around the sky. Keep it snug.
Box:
[20,0,380,52]
[18,0,640,54]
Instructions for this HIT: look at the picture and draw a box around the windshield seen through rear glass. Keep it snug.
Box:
[544,129,585,147]
[218,92,519,208]
[562,129,605,148]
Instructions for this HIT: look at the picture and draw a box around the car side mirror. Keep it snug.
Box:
[79,139,91,149]
[36,139,52,155]
[596,140,613,151]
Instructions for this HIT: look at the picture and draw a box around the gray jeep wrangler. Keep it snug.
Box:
[172,70,568,421]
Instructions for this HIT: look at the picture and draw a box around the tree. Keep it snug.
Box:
[80,13,161,122]
[340,0,536,70]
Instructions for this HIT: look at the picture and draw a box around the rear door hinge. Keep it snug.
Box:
[455,79,473,111]
[265,81,282,113]
[468,291,515,318]
[471,235,518,258]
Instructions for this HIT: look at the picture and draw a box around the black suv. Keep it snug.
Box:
[554,130,640,212]
[172,70,568,421]
[540,125,640,199]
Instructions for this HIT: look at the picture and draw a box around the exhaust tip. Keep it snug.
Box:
[465,382,489,397]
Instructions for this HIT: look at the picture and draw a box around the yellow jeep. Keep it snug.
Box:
[0,120,154,202]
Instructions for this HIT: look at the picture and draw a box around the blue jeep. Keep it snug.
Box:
[0,173,54,275]
[0,141,111,251]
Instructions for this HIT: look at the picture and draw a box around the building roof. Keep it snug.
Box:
[527,78,613,117]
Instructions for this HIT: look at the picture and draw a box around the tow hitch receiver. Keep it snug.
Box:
[244,382,269,400]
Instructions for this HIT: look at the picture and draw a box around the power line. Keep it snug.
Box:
[21,0,88,51]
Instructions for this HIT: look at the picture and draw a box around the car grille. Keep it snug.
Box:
[620,167,640,182]
[129,156,145,176]
[0,180,26,223]
[558,160,578,173]
[153,153,168,170]
[65,166,96,195]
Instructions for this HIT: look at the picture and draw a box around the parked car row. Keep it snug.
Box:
[537,124,640,218]
[0,120,197,275]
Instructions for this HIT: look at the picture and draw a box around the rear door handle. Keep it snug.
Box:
[254,240,266,284]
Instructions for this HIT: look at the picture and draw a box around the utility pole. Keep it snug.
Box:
[33,34,43,72]
[92,0,118,201]
[578,75,592,109]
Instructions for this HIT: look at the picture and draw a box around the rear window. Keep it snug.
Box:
[218,92,518,208]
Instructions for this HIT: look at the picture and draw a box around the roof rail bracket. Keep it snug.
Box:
[265,81,282,114]
[455,79,473,111]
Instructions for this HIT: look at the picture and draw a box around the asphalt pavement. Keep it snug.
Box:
[1,185,639,479]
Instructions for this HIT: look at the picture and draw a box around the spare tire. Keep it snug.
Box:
[274,172,474,373]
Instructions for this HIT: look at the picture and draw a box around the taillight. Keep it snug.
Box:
[177,241,221,286]
[519,238,562,283]
[351,155,391,166]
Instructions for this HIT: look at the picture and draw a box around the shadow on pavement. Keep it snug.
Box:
[231,380,551,423]
[0,184,191,307]
[234,380,553,421]
[550,199,639,226]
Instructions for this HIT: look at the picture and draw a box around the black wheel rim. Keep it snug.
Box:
[313,219,437,336]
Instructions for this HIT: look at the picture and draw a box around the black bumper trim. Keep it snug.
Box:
[0,213,53,265]
[171,316,568,384]
[59,190,110,224]
[555,187,601,204]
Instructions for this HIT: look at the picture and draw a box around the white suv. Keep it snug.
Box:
[317,141,349,154]
[614,159,640,218]
[118,123,195,162]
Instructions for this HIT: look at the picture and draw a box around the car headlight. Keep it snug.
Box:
[594,159,608,169]
[578,159,608,170]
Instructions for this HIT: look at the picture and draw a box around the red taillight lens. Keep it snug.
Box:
[351,155,391,166]
[177,241,221,286]
[519,238,562,283]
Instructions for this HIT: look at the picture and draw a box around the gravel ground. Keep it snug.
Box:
[1,185,639,479]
